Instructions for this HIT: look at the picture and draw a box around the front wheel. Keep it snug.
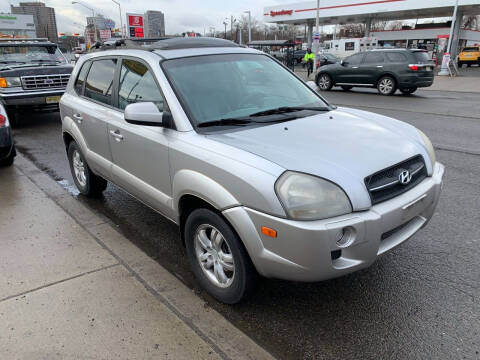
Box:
[185,208,256,304]
[67,141,107,197]
[400,87,417,95]
[377,76,397,96]
[316,73,333,91]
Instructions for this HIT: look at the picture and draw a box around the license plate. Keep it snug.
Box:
[426,67,432,71]
[46,95,61,104]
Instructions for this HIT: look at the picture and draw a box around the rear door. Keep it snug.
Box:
[357,51,385,85]
[70,57,118,178]
[107,57,174,219]
[336,53,365,84]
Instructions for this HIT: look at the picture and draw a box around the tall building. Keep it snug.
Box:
[144,10,165,38]
[10,2,58,42]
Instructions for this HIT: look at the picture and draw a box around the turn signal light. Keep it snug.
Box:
[261,226,277,238]
[0,78,7,88]
[409,65,419,71]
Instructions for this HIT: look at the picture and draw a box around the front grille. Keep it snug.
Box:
[365,155,427,205]
[21,74,70,90]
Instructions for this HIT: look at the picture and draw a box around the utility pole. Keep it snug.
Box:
[223,19,227,39]
[313,0,320,73]
[244,10,252,43]
[230,16,236,41]
[111,0,123,38]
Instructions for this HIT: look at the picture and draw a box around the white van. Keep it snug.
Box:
[323,37,378,58]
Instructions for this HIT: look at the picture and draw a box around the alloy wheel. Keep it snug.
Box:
[318,74,331,90]
[194,224,235,288]
[72,150,87,187]
[379,78,394,94]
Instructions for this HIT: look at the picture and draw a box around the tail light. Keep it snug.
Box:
[409,64,419,71]
[0,114,6,127]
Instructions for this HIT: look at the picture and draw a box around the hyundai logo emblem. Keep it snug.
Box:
[398,170,412,185]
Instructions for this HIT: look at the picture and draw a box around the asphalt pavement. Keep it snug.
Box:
[10,88,480,360]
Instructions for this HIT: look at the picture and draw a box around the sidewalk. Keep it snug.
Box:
[0,155,274,360]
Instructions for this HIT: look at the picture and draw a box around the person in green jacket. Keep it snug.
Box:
[304,48,315,77]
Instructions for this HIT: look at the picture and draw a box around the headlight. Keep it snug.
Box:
[0,77,21,88]
[417,130,436,165]
[275,171,352,220]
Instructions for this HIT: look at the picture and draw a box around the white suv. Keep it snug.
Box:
[60,38,444,304]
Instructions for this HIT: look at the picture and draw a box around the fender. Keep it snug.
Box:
[172,169,240,216]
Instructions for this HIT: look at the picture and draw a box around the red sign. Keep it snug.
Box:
[270,10,293,17]
[437,35,449,39]
[128,15,143,27]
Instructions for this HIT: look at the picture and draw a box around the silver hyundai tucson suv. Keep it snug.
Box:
[60,38,444,304]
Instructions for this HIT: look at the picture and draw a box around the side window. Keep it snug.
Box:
[345,53,363,65]
[118,59,164,111]
[84,58,117,106]
[363,52,384,64]
[74,61,90,95]
[385,52,408,63]
[345,42,355,51]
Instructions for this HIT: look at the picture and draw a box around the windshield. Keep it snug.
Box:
[162,54,329,126]
[0,45,67,65]
[462,47,479,52]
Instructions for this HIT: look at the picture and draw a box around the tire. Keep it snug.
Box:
[377,76,397,96]
[316,73,333,91]
[458,62,463,68]
[341,85,353,91]
[467,63,472,67]
[400,87,417,95]
[67,141,107,197]
[185,208,256,304]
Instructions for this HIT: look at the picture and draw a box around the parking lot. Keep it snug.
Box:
[10,86,480,359]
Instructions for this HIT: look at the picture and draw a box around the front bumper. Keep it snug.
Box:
[223,162,444,282]
[0,89,65,106]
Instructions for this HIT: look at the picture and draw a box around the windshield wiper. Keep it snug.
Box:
[197,118,254,128]
[249,106,330,117]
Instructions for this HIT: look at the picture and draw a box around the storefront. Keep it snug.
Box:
[0,14,36,38]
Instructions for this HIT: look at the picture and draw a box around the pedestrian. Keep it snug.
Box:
[304,48,315,77]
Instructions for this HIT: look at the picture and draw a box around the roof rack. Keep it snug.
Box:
[88,37,240,52]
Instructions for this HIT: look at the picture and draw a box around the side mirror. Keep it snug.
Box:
[341,60,347,66]
[306,80,317,90]
[124,102,163,126]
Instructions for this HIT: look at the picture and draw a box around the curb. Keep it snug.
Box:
[13,153,275,360]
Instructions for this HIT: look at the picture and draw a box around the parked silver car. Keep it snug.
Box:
[60,38,444,304]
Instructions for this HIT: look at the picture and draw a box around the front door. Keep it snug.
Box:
[107,58,174,219]
[336,53,365,84]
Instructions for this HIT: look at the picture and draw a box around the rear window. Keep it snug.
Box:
[412,51,431,63]
[385,52,407,63]
[74,61,90,95]
[462,47,479,52]
[84,59,117,106]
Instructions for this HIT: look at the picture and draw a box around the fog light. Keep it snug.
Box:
[335,226,355,248]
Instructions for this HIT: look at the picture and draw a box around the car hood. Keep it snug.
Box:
[207,107,430,210]
[0,64,74,77]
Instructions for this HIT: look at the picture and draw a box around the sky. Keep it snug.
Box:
[0,0,294,35]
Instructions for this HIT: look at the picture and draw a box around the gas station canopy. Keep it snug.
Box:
[263,0,480,25]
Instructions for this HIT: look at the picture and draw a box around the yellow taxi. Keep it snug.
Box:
[458,46,480,67]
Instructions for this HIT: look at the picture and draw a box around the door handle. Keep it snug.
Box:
[109,130,124,142]
[73,113,83,124]
[376,65,383,68]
